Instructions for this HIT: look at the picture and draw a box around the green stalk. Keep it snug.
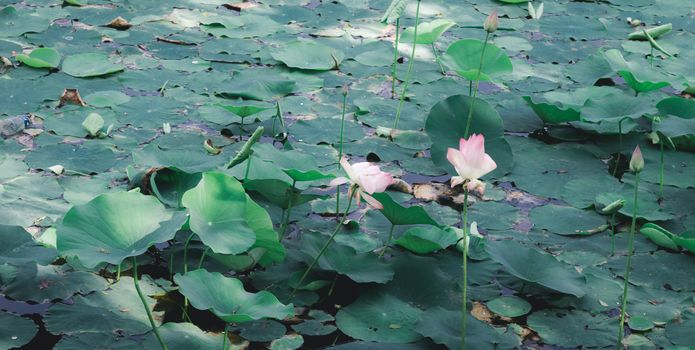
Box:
[613,119,625,177]
[291,187,355,298]
[610,212,616,257]
[432,43,445,74]
[182,232,196,310]
[132,257,168,350]
[378,224,396,258]
[659,139,664,198]
[116,264,121,282]
[391,18,400,99]
[281,180,297,236]
[463,32,490,138]
[393,0,422,129]
[617,172,640,346]
[336,89,348,215]
[461,187,469,350]
[239,116,245,136]
[197,247,210,270]
[222,323,229,350]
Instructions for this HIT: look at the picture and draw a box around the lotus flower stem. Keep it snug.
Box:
[463,32,491,138]
[432,43,445,74]
[116,264,121,281]
[336,87,349,215]
[617,172,640,345]
[197,247,210,269]
[378,224,396,258]
[183,232,196,310]
[610,212,617,256]
[132,256,168,350]
[393,0,422,129]
[222,323,230,350]
[391,18,400,99]
[613,119,626,177]
[659,140,664,198]
[461,187,469,350]
[281,180,297,236]
[291,188,355,298]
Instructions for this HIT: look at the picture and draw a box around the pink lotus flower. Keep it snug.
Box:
[447,134,497,193]
[629,145,644,173]
[330,158,395,209]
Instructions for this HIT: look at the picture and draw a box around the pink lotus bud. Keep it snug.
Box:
[447,134,497,189]
[484,11,498,33]
[629,146,644,173]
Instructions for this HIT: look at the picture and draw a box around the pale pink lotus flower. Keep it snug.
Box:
[629,145,644,173]
[447,134,497,194]
[329,158,395,209]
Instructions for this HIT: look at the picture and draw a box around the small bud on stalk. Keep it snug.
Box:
[484,11,498,33]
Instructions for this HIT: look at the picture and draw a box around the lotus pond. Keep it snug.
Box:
[1,0,695,349]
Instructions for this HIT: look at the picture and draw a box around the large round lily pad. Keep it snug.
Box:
[175,269,294,323]
[335,293,423,343]
[62,53,125,77]
[271,40,344,71]
[442,39,513,81]
[0,313,38,349]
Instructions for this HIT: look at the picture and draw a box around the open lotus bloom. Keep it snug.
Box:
[447,134,497,194]
[330,158,395,209]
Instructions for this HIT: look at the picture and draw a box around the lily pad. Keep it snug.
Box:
[442,39,513,81]
[336,293,423,344]
[0,313,38,349]
[486,296,532,318]
[271,40,344,71]
[62,53,125,78]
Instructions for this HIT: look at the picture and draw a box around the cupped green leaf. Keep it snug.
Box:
[380,0,409,24]
[639,223,678,250]
[62,53,125,78]
[581,92,656,123]
[486,240,586,297]
[175,269,294,323]
[603,49,671,93]
[182,172,277,256]
[371,192,440,227]
[400,19,455,45]
[16,47,60,68]
[442,39,513,81]
[57,191,187,268]
[395,226,458,254]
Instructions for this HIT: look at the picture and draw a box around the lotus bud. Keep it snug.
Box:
[600,199,625,215]
[342,83,349,96]
[629,146,644,173]
[483,10,498,33]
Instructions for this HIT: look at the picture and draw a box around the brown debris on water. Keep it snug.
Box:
[58,88,87,107]
[105,16,132,30]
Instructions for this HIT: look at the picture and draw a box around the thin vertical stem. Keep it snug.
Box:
[463,32,490,138]
[468,81,473,96]
[132,257,168,350]
[281,180,297,236]
[659,139,664,198]
[613,120,625,177]
[378,224,396,258]
[336,91,348,215]
[617,172,640,346]
[393,0,422,129]
[116,264,121,282]
[182,232,196,310]
[391,18,400,99]
[291,188,355,298]
[197,247,210,270]
[432,43,445,74]
[461,188,469,350]
[610,213,616,257]
[222,323,229,350]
